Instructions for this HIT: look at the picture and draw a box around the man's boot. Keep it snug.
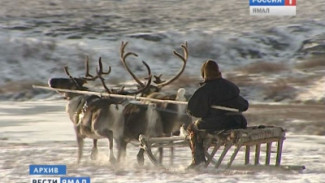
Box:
[187,123,206,168]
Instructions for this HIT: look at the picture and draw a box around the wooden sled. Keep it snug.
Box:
[139,126,305,170]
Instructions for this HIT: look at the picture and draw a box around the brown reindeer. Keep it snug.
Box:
[48,57,152,164]
[118,42,192,165]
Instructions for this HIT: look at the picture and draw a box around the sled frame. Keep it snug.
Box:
[139,126,289,169]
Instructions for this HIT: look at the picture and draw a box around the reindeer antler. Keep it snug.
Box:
[83,56,97,80]
[62,56,113,92]
[155,42,188,88]
[125,60,152,95]
[120,41,147,88]
[63,66,84,89]
[95,57,112,94]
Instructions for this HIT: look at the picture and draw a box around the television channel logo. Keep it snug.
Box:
[30,177,91,183]
[29,165,91,183]
[250,0,296,16]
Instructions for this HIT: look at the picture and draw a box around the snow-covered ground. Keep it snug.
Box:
[1,100,325,183]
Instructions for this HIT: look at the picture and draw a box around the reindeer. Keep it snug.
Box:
[48,57,152,164]
[118,42,192,164]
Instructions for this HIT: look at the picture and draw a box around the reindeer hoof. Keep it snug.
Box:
[109,157,117,164]
[90,148,98,160]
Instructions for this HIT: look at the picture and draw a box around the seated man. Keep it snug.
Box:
[186,60,249,167]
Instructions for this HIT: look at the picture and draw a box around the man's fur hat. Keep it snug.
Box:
[201,60,222,81]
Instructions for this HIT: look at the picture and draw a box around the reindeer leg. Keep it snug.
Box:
[74,126,84,164]
[137,148,145,166]
[108,136,117,164]
[91,139,98,160]
[76,135,84,164]
[99,129,116,164]
[117,140,127,163]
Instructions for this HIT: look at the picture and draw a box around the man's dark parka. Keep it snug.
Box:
[187,78,248,131]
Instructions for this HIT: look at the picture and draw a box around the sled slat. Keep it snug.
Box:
[265,142,272,165]
[215,143,232,168]
[205,143,222,167]
[227,145,242,168]
[255,144,261,165]
[170,143,174,165]
[245,145,250,165]
[276,139,284,166]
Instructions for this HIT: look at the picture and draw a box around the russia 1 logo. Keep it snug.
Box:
[250,0,296,16]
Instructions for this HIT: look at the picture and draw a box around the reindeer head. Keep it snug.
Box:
[48,57,109,99]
